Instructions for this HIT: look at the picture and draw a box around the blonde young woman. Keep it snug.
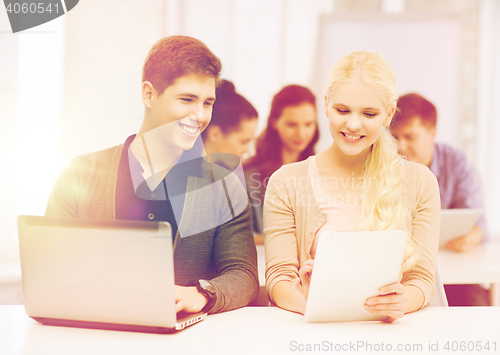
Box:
[264,52,440,322]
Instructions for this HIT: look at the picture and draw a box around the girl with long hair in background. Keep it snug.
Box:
[244,85,319,238]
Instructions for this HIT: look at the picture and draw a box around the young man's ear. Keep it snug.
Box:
[429,125,437,138]
[142,81,155,108]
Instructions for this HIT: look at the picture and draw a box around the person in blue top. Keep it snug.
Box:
[391,93,489,306]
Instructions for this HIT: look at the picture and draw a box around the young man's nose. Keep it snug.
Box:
[190,107,207,126]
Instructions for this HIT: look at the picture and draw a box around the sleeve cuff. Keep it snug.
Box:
[402,281,430,310]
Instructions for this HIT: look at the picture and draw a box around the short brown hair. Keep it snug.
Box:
[392,93,437,130]
[142,36,222,95]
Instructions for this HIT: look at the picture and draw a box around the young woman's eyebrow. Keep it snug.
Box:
[333,104,381,112]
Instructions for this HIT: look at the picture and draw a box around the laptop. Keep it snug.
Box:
[17,215,206,333]
[304,230,407,323]
[439,209,482,248]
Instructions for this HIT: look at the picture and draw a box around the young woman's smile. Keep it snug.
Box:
[340,131,365,143]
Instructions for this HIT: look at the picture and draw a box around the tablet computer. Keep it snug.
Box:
[305,230,407,323]
[439,209,482,248]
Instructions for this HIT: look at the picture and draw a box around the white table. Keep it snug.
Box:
[0,261,23,305]
[439,240,500,306]
[1,305,499,355]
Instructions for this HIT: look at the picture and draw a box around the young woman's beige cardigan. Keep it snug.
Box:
[263,156,440,309]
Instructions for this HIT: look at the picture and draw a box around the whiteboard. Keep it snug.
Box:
[314,14,464,153]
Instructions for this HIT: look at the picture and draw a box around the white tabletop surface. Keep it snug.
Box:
[1,305,499,355]
[0,260,22,285]
[438,240,500,284]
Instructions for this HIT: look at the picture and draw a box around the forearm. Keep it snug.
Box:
[405,165,440,310]
[211,205,259,313]
[208,265,259,313]
[446,225,484,252]
[404,285,425,313]
[271,280,306,314]
[469,225,484,244]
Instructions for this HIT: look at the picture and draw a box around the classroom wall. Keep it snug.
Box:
[0,10,19,261]
[60,0,165,163]
[166,0,334,139]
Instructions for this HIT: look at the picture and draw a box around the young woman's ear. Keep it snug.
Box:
[383,107,396,128]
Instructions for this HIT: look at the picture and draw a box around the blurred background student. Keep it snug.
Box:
[202,80,259,168]
[243,85,319,242]
[391,93,490,306]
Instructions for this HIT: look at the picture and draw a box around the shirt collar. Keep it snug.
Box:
[121,134,204,193]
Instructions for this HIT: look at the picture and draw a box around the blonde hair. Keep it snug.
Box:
[326,51,418,273]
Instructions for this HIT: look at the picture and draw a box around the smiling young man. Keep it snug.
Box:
[391,93,489,306]
[46,36,259,314]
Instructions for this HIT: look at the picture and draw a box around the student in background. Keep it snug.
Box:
[391,93,489,306]
[46,36,259,314]
[202,80,258,167]
[264,52,440,322]
[243,85,319,240]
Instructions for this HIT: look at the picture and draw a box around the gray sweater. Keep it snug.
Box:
[46,144,259,314]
